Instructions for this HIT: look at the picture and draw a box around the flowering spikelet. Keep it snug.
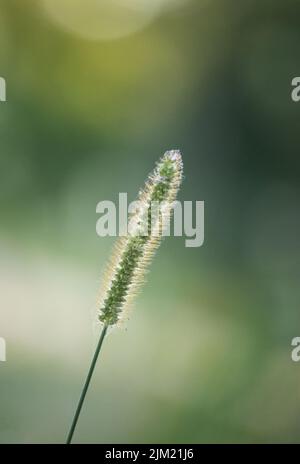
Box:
[97,150,183,327]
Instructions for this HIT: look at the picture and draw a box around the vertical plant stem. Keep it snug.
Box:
[66,324,108,444]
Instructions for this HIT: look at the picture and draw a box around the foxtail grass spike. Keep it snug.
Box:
[66,150,183,444]
[97,149,183,327]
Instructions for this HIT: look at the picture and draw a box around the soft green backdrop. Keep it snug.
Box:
[0,0,300,443]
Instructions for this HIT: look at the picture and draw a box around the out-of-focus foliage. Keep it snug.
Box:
[0,0,300,443]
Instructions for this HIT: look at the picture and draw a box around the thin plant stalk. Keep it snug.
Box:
[66,150,183,444]
[66,324,108,444]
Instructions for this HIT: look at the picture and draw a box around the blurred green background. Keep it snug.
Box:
[1,0,300,444]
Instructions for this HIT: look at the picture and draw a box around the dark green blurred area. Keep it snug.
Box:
[0,0,300,443]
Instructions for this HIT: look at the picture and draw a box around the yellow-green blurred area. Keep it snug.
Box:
[0,0,300,444]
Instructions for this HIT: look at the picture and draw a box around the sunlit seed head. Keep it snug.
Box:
[97,150,183,327]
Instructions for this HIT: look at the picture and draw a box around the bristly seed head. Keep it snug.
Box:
[97,150,183,327]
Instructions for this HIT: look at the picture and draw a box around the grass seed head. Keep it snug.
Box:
[97,150,183,327]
